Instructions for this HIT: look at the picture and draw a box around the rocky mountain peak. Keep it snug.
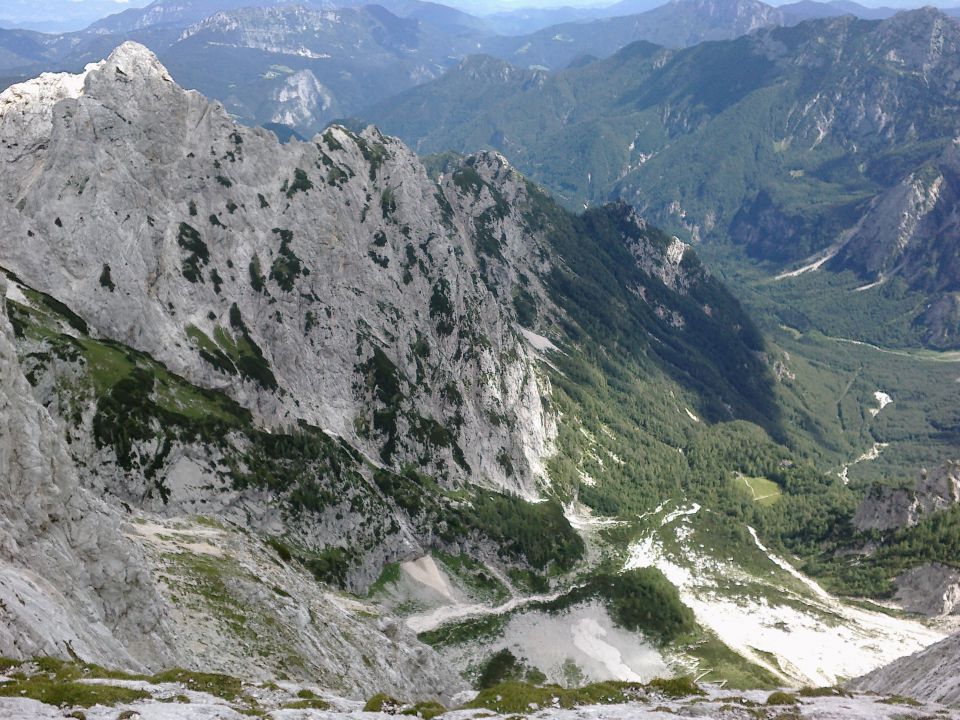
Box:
[872,7,960,72]
[98,41,175,84]
[0,42,558,498]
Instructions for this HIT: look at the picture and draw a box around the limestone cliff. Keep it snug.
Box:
[0,41,552,497]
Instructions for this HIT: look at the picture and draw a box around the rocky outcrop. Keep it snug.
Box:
[850,631,960,706]
[894,563,960,617]
[829,142,960,346]
[853,461,960,532]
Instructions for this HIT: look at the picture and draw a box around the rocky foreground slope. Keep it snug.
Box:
[851,631,960,707]
[0,277,463,697]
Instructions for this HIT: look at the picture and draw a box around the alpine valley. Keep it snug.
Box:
[0,1,958,719]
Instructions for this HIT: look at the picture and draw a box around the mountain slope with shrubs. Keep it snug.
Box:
[0,38,956,715]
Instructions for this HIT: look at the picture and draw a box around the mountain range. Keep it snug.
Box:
[2,0,951,138]
[0,0,959,715]
[0,41,957,713]
[365,7,960,347]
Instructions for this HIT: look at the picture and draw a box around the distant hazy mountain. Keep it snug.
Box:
[366,9,960,346]
[779,0,899,21]
[478,0,787,68]
[2,0,947,138]
[151,4,488,133]
[0,0,151,34]
[88,0,302,33]
[484,6,604,35]
[89,0,490,34]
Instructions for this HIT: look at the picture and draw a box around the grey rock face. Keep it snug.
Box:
[0,279,174,668]
[0,275,462,696]
[853,460,960,532]
[0,41,553,498]
[0,42,538,695]
[851,631,960,706]
[895,563,960,617]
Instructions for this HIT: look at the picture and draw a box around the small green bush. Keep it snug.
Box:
[477,649,522,689]
[401,700,446,718]
[99,264,115,292]
[766,690,798,705]
[647,676,704,698]
[363,692,403,713]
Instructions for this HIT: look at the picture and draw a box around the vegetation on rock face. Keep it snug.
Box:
[269,228,306,291]
[285,168,314,197]
[6,265,587,589]
[177,222,208,283]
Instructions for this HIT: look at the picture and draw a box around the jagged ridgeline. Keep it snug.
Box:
[0,42,859,683]
[366,9,960,348]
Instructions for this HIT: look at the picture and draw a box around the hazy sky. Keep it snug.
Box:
[1,0,955,33]
[0,0,151,32]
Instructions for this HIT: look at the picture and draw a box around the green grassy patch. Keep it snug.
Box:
[878,694,922,707]
[418,613,510,648]
[736,474,782,506]
[465,678,699,714]
[434,551,510,603]
[683,634,781,690]
[282,697,331,710]
[150,669,243,700]
[0,677,149,707]
[367,562,401,596]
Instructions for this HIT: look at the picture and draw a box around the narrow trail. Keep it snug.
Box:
[828,336,960,363]
[774,245,842,280]
[406,589,577,634]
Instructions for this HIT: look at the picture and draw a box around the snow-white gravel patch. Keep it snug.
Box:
[520,327,560,353]
[626,505,945,687]
[401,556,456,602]
[870,390,893,417]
